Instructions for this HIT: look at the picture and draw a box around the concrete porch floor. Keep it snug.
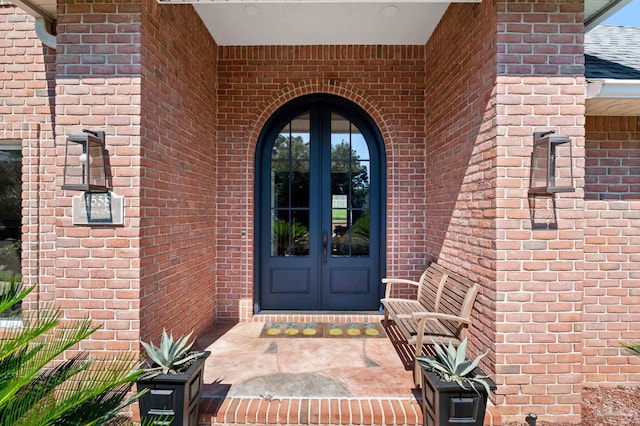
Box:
[194,319,424,425]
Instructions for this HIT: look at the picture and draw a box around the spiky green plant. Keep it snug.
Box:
[621,342,640,355]
[416,338,492,394]
[141,329,205,375]
[0,274,146,426]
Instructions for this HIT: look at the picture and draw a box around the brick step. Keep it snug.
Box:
[199,396,423,426]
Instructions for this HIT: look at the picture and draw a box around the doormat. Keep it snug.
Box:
[260,322,386,338]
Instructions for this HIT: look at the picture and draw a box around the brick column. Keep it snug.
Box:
[54,0,143,352]
[494,1,585,423]
[53,0,218,350]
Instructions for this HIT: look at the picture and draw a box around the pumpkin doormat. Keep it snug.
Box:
[260,322,386,338]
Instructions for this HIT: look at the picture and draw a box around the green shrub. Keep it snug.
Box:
[0,276,145,426]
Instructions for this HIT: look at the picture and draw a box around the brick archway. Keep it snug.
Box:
[230,80,402,320]
[244,80,395,157]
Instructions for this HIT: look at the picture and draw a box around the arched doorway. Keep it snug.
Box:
[255,94,386,311]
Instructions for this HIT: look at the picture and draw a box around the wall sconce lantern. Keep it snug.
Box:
[528,131,575,195]
[62,130,109,192]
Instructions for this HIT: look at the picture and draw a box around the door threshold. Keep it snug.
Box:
[252,311,384,324]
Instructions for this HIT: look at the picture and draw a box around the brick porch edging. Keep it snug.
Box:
[200,396,423,425]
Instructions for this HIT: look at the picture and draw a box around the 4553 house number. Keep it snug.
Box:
[72,192,124,225]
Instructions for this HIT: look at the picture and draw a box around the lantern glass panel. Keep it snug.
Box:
[62,139,85,189]
[529,132,574,194]
[549,138,573,190]
[530,141,549,191]
[87,138,106,188]
[62,131,108,192]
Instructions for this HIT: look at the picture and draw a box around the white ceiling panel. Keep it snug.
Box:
[194,2,452,46]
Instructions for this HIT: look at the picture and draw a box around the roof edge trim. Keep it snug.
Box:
[585,0,632,32]
[587,79,640,99]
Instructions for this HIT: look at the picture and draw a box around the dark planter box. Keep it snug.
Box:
[137,351,210,426]
[421,363,496,426]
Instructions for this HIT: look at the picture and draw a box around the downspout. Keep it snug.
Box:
[34,17,56,50]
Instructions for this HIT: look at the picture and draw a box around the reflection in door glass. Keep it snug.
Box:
[0,142,22,317]
[330,114,370,257]
[270,114,310,256]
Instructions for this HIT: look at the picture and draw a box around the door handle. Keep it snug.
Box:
[322,231,328,264]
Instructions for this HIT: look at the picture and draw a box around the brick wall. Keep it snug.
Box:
[216,46,427,319]
[138,0,218,342]
[583,115,640,385]
[424,0,498,378]
[0,4,55,311]
[426,0,586,424]
[55,0,143,352]
[493,1,585,423]
[51,0,218,350]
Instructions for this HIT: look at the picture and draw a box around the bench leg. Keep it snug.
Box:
[383,309,389,327]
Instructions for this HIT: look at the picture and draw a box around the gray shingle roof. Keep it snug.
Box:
[585,25,640,79]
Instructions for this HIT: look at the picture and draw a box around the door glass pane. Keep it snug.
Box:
[330,113,370,257]
[351,211,369,256]
[291,161,309,208]
[351,124,370,160]
[270,211,309,257]
[272,167,290,208]
[270,114,310,257]
[351,160,370,209]
[0,142,22,317]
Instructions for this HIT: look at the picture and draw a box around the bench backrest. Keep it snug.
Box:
[430,263,480,340]
[416,262,449,312]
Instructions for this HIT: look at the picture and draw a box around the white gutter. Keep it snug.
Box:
[586,79,640,99]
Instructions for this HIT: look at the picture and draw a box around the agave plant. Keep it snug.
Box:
[416,338,491,394]
[0,274,145,426]
[141,329,205,375]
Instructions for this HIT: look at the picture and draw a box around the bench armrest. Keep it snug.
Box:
[381,278,420,299]
[411,311,472,325]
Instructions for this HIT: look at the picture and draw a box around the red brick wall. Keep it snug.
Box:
[427,1,586,424]
[493,1,585,423]
[55,0,143,352]
[216,46,427,319]
[51,0,217,351]
[139,0,218,343]
[583,116,640,386]
[0,4,55,311]
[424,0,498,375]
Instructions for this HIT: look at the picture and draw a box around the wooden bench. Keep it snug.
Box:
[381,263,480,384]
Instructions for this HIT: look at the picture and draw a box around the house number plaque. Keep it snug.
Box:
[72,192,124,225]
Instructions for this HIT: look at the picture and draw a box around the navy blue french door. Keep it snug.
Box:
[256,94,385,311]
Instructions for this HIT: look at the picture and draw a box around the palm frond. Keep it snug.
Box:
[621,342,640,355]
[48,356,145,426]
[1,355,91,426]
[0,276,144,425]
[0,318,99,412]
[0,277,30,314]
[0,307,61,364]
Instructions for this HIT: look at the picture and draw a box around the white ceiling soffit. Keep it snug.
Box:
[190,1,479,46]
[586,97,640,115]
[7,0,631,44]
[584,0,631,31]
[586,79,640,116]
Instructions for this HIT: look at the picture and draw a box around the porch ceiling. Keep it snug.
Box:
[192,1,477,46]
[8,0,630,46]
